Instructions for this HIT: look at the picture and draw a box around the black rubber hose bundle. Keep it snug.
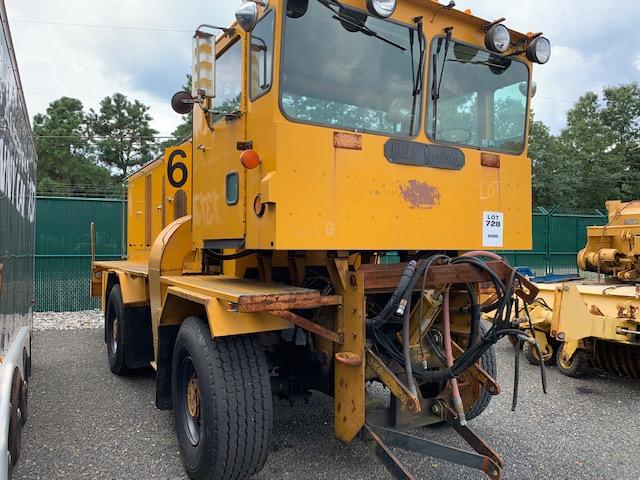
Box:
[366,260,418,329]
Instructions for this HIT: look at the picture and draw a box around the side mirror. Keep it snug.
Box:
[171,91,194,114]
[192,30,216,100]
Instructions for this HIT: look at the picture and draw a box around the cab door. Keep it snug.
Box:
[192,34,247,247]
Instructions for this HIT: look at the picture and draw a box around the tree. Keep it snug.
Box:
[88,93,159,180]
[33,97,113,195]
[529,83,640,209]
[162,75,193,149]
[529,116,577,207]
[599,83,640,199]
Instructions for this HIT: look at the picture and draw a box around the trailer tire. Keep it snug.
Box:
[19,380,28,426]
[105,285,129,375]
[466,324,497,421]
[172,317,272,480]
[524,339,556,366]
[8,370,23,471]
[556,343,593,378]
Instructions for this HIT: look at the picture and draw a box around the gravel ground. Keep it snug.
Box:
[33,310,102,331]
[14,312,640,480]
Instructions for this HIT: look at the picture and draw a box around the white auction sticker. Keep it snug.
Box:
[482,211,504,247]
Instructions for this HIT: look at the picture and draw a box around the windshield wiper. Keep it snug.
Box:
[431,26,453,139]
[409,17,424,134]
[316,0,406,51]
[447,58,509,70]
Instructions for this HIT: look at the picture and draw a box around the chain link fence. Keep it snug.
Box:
[501,206,607,276]
[35,197,125,312]
[34,199,608,312]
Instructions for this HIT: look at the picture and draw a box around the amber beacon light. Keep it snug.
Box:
[240,149,261,169]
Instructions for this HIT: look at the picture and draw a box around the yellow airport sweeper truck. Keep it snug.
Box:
[91,1,552,478]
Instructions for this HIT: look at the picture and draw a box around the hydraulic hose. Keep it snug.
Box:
[367,260,417,329]
[461,250,504,261]
[402,307,418,396]
[443,289,467,425]
[464,283,481,348]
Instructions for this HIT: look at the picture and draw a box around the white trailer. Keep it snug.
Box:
[0,1,36,477]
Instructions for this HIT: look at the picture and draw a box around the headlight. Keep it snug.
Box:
[484,24,511,53]
[366,0,396,18]
[236,2,259,32]
[526,37,551,64]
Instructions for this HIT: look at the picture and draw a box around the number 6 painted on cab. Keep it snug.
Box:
[168,149,188,188]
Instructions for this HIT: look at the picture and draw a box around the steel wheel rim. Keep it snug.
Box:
[180,357,201,446]
[110,313,118,353]
[558,347,572,369]
[534,344,552,362]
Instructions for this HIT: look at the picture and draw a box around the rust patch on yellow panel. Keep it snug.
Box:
[333,132,362,150]
[400,180,441,209]
[481,152,501,168]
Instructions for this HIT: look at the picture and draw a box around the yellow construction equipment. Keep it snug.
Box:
[90,1,551,478]
[522,200,640,378]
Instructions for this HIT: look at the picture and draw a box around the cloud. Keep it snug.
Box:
[6,0,640,137]
[459,0,640,133]
[6,0,237,135]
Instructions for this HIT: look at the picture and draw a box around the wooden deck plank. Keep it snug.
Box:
[94,260,148,277]
[161,275,340,312]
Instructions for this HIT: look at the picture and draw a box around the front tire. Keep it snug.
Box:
[172,317,273,480]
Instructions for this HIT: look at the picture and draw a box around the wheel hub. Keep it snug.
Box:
[186,374,200,423]
[111,317,118,352]
[558,351,572,369]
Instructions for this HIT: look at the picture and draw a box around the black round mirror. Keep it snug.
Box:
[488,55,511,75]
[286,0,309,18]
[338,7,367,33]
[171,91,194,115]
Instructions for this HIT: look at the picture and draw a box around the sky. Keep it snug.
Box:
[6,0,640,137]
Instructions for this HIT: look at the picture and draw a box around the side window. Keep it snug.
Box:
[249,11,275,100]
[493,82,527,151]
[212,40,242,123]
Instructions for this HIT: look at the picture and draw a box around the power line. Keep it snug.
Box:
[26,90,171,106]
[535,95,576,104]
[33,135,177,139]
[11,19,194,34]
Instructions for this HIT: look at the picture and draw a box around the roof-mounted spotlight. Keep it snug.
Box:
[366,0,397,18]
[484,19,511,54]
[236,0,269,33]
[526,36,551,64]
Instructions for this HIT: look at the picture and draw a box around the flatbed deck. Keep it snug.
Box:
[94,260,148,277]
[162,275,342,312]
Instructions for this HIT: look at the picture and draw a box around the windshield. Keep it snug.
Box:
[281,0,423,136]
[427,38,530,154]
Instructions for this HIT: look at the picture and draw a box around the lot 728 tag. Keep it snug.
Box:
[483,211,504,247]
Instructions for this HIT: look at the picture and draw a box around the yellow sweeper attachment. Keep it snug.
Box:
[520,200,640,378]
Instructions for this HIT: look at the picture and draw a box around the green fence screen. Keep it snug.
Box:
[34,199,608,312]
[35,197,124,312]
[501,207,607,276]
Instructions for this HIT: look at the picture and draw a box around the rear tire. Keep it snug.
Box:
[105,285,128,375]
[556,343,593,378]
[172,317,273,480]
[466,336,497,421]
